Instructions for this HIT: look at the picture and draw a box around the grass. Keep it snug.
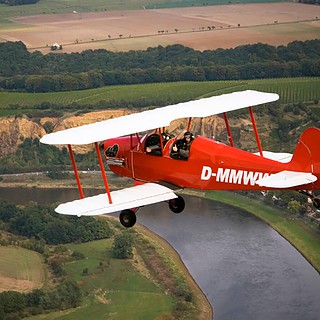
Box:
[24,225,210,320]
[0,246,45,292]
[205,190,320,273]
[31,238,176,320]
[0,78,319,117]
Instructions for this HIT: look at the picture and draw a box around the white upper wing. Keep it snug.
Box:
[40,90,279,145]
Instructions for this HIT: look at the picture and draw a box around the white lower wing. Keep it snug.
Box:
[56,183,177,216]
[256,170,317,188]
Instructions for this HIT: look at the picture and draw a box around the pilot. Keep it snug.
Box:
[171,131,194,160]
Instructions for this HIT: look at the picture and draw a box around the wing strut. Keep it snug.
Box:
[187,117,192,131]
[223,112,234,147]
[249,106,263,156]
[67,145,84,199]
[94,142,112,204]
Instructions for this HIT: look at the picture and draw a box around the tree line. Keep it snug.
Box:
[0,280,82,319]
[0,40,319,92]
[0,199,113,244]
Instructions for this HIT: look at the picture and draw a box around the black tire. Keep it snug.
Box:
[119,209,137,228]
[169,195,185,214]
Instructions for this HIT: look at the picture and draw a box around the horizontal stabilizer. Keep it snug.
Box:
[256,170,317,188]
[55,183,177,216]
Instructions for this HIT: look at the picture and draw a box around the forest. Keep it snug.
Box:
[0,40,319,92]
[0,199,114,245]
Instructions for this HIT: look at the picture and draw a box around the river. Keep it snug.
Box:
[1,187,320,320]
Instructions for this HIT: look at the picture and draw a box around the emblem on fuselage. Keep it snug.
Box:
[105,144,119,158]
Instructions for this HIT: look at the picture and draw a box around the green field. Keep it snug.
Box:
[0,246,45,292]
[27,238,174,320]
[0,0,284,19]
[0,78,319,116]
[205,191,320,273]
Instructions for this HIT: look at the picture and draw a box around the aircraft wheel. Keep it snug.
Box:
[119,209,137,228]
[169,195,185,214]
[312,196,320,209]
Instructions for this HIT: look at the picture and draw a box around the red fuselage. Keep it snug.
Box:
[102,132,320,191]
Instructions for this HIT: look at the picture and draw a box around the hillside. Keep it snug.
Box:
[0,99,318,159]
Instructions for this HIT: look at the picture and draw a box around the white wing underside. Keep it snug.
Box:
[55,183,177,216]
[256,170,317,188]
[40,90,279,145]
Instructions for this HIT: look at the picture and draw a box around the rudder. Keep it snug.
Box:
[290,127,320,171]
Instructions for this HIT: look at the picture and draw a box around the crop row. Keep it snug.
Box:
[0,78,319,116]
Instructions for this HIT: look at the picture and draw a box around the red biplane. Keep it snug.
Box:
[40,90,320,227]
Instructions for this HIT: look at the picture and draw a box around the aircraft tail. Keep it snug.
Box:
[290,127,320,171]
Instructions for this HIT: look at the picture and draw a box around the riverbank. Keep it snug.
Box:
[0,177,213,319]
[135,223,213,320]
[183,189,320,274]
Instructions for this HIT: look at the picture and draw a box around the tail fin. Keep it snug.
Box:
[290,127,320,171]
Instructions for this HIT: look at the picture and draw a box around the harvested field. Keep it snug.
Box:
[0,3,319,53]
[0,246,45,293]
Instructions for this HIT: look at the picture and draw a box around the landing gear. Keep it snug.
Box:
[119,209,137,228]
[168,195,185,214]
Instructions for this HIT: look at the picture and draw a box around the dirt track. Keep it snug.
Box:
[1,3,320,52]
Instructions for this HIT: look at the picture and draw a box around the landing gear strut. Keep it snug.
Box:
[168,195,185,213]
[119,209,137,228]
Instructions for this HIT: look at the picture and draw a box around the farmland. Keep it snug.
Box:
[0,2,319,53]
[0,246,45,293]
[0,78,319,117]
[0,0,286,19]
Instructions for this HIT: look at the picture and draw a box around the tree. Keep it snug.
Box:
[112,231,133,259]
[0,291,25,313]
[43,121,54,134]
[43,220,76,244]
[26,289,44,307]
[57,280,82,308]
[0,199,17,222]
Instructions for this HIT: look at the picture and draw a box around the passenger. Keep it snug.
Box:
[171,131,194,160]
[145,134,162,156]
[146,132,173,155]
